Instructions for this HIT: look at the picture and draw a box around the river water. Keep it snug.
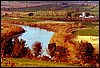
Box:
[17,25,54,56]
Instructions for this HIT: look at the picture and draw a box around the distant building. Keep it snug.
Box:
[82,12,85,17]
[79,12,95,18]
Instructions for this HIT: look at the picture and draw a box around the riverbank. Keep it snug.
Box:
[1,19,85,33]
[1,23,25,42]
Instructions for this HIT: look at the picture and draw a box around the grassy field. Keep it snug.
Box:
[82,22,99,27]
[73,25,99,36]
[1,10,68,22]
[2,17,43,22]
[89,6,99,11]
[1,58,81,67]
[85,11,99,16]
[73,21,99,36]
[77,6,99,16]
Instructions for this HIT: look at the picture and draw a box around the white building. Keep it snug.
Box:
[79,12,95,18]
[82,12,85,17]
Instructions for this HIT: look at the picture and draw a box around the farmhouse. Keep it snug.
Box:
[79,12,95,18]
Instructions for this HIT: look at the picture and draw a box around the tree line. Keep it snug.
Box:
[1,35,99,67]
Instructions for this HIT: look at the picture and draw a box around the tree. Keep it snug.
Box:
[48,43,56,58]
[79,42,94,57]
[1,37,13,57]
[66,12,72,19]
[91,14,94,16]
[48,43,56,51]
[12,44,20,58]
[12,37,29,58]
[32,41,42,58]
[13,36,19,44]
[12,37,20,58]
[79,42,94,64]
[56,46,66,56]
[76,8,79,12]
[4,13,9,16]
[54,46,67,62]
[78,42,100,67]
[25,47,33,59]
[85,13,90,17]
[74,13,78,17]
[18,39,27,58]
[28,13,33,16]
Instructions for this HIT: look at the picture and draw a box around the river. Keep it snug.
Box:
[17,25,54,56]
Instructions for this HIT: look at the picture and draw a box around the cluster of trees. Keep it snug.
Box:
[47,42,99,67]
[31,42,70,62]
[12,37,33,58]
[1,34,99,67]
[78,42,99,67]
[1,23,29,58]
[1,36,33,58]
[47,43,69,62]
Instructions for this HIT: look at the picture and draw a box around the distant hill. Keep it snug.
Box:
[1,1,99,12]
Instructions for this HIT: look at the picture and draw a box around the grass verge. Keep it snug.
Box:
[1,58,81,67]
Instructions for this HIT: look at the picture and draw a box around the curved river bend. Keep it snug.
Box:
[17,25,54,56]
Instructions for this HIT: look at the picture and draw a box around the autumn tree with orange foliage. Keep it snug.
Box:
[78,42,99,67]
[48,43,69,62]
[54,46,67,62]
[48,43,56,58]
[12,36,33,58]
[32,41,42,58]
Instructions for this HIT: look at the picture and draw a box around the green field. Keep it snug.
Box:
[73,25,99,36]
[89,6,99,11]
[2,17,43,22]
[1,58,81,67]
[85,11,99,16]
[76,6,99,16]
[1,10,68,22]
